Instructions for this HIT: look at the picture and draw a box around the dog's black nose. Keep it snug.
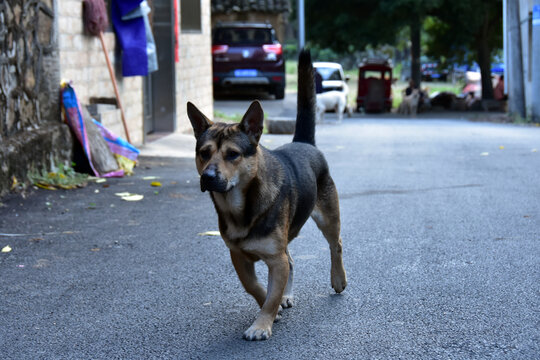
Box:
[200,165,228,192]
[201,166,217,181]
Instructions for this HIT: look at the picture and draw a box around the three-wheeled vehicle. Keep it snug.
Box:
[356,59,393,112]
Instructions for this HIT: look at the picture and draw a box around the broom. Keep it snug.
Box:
[83,0,132,144]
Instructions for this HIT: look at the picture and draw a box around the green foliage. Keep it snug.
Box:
[424,0,502,64]
[213,110,243,123]
[29,162,88,190]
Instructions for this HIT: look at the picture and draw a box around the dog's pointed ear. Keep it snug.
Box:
[239,101,264,145]
[187,102,213,140]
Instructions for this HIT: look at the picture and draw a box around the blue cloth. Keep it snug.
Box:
[112,0,147,76]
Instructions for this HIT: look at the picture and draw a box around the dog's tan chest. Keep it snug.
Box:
[223,235,281,257]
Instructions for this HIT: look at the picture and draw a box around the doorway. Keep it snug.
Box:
[143,0,176,141]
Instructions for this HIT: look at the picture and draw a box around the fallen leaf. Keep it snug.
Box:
[150,181,162,187]
[197,231,221,236]
[122,194,144,201]
[143,176,160,180]
[11,176,18,190]
[90,248,100,252]
[499,146,504,150]
[95,178,107,183]
[2,245,12,253]
[480,152,489,156]
[36,183,57,190]
[115,192,132,197]
[532,149,538,153]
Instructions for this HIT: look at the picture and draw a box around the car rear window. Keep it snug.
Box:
[315,68,342,81]
[213,28,274,45]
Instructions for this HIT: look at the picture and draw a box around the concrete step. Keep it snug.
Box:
[87,104,124,136]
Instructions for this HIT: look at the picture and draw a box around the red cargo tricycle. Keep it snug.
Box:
[356,59,393,112]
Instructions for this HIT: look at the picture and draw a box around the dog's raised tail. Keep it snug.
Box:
[292,49,316,146]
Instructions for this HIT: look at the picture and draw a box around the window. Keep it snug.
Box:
[181,0,201,33]
[316,68,343,81]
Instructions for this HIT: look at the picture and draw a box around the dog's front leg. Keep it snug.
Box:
[243,252,289,341]
[230,250,266,307]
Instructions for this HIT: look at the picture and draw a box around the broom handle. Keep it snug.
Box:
[98,31,132,144]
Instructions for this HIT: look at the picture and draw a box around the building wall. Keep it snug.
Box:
[176,0,214,134]
[58,0,213,138]
[58,0,144,144]
[519,0,533,114]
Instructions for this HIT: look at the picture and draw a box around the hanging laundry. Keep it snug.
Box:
[111,0,158,76]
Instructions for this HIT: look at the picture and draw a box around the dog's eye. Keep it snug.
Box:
[199,149,211,160]
[226,150,240,161]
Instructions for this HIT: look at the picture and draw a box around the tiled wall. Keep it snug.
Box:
[176,0,214,133]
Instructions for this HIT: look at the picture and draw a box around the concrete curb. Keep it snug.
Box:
[266,117,296,134]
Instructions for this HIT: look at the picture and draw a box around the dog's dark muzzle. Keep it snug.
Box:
[200,165,228,193]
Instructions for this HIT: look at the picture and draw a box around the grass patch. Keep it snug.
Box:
[214,110,243,123]
[285,60,298,93]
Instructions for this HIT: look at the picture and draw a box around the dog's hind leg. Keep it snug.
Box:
[281,248,295,308]
[230,250,267,307]
[311,176,347,293]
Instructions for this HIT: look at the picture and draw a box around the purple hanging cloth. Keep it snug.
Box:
[111,0,147,76]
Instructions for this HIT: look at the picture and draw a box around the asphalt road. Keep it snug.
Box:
[1,116,539,359]
[214,91,297,119]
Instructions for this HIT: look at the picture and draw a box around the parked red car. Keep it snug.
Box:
[356,59,393,112]
[211,22,286,99]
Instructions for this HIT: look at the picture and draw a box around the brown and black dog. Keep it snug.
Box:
[187,50,347,341]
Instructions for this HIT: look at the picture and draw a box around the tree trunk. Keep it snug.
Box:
[477,10,494,100]
[410,19,422,88]
[507,0,526,117]
[477,38,494,100]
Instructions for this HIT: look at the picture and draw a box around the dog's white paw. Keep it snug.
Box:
[243,325,272,341]
[281,295,294,308]
[274,305,283,322]
[331,269,347,293]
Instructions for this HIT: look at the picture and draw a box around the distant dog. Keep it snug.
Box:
[187,50,347,341]
[398,89,420,115]
[316,90,350,123]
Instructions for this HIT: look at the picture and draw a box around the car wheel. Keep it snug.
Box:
[273,85,285,100]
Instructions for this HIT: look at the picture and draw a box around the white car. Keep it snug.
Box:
[313,62,349,97]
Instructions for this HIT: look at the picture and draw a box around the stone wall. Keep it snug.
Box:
[176,0,214,133]
[0,0,73,197]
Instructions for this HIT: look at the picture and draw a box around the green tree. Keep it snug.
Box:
[303,0,442,87]
[426,0,502,99]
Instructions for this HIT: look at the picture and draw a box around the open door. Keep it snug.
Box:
[143,0,176,141]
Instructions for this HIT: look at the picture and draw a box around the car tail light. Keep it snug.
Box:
[262,44,282,55]
[212,45,229,55]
